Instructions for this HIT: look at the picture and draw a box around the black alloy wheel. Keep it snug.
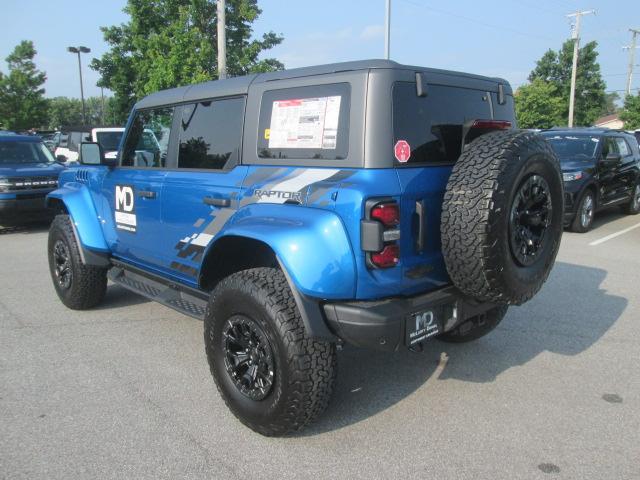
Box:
[509,174,553,267]
[222,315,275,401]
[52,239,73,289]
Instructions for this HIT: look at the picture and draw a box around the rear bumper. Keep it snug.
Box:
[323,285,496,351]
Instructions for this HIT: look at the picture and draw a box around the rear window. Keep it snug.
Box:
[392,82,492,165]
[257,83,350,160]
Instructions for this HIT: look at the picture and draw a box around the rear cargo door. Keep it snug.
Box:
[392,82,496,293]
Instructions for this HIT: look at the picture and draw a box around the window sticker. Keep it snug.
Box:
[268,96,341,149]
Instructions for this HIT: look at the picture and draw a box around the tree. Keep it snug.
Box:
[528,40,606,126]
[515,79,565,129]
[91,0,284,122]
[46,96,121,129]
[601,92,620,117]
[0,41,48,130]
[620,93,640,130]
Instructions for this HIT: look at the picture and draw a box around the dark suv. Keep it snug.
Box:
[46,60,564,435]
[540,129,640,232]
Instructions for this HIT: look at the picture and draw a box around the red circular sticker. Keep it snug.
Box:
[394,140,411,163]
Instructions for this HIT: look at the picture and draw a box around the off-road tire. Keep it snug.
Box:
[48,214,108,309]
[623,183,640,215]
[570,190,595,233]
[205,267,336,436]
[438,306,508,343]
[441,130,563,305]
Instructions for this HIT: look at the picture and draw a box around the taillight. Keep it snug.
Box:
[362,199,401,269]
[471,119,512,130]
[370,203,400,227]
[370,245,399,269]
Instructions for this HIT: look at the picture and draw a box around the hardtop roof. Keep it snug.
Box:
[0,134,43,143]
[135,59,511,110]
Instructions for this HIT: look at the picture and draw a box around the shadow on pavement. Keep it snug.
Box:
[0,219,51,235]
[96,284,151,310]
[589,208,629,231]
[301,261,626,436]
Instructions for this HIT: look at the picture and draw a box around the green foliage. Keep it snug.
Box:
[515,79,565,129]
[619,93,640,130]
[601,92,621,117]
[528,40,606,126]
[0,41,48,130]
[91,0,283,122]
[46,96,121,129]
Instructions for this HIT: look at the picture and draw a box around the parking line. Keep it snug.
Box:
[589,222,640,246]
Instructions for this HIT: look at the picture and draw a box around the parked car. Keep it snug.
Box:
[0,135,65,224]
[540,128,640,232]
[92,127,161,161]
[46,60,564,436]
[54,127,92,164]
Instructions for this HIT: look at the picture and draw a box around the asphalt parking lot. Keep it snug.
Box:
[1,210,639,480]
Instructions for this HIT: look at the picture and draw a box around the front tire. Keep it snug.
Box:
[205,267,336,436]
[570,190,595,232]
[48,214,108,309]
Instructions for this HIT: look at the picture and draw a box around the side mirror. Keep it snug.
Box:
[79,142,116,167]
[56,154,67,163]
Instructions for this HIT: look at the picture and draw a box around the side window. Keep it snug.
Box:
[257,83,350,160]
[177,97,245,170]
[392,82,491,165]
[602,137,618,158]
[121,107,174,168]
[614,137,631,157]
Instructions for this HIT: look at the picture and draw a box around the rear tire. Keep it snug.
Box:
[441,130,563,305]
[438,306,508,343]
[570,190,595,233]
[48,214,108,309]
[205,267,336,436]
[624,183,640,215]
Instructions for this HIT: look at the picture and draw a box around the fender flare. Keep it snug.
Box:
[210,203,357,300]
[46,184,110,266]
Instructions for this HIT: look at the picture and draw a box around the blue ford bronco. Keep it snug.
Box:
[46,60,564,436]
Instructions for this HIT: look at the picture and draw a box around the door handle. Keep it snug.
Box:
[203,196,231,208]
[138,190,156,199]
[415,200,426,254]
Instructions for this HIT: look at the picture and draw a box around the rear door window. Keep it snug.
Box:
[392,82,492,166]
[257,83,350,160]
[177,97,245,170]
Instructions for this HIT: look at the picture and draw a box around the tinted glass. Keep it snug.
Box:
[615,137,631,157]
[258,83,350,160]
[392,82,492,165]
[178,97,245,170]
[96,131,124,151]
[0,141,55,164]
[540,134,601,162]
[121,107,174,168]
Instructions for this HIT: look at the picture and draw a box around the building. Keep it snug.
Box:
[594,113,624,129]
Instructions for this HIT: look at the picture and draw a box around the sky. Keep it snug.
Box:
[0,0,637,101]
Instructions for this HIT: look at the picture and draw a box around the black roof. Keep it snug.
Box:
[135,59,512,110]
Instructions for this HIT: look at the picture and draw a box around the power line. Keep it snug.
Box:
[398,0,556,42]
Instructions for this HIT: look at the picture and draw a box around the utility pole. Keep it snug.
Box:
[217,0,227,79]
[100,87,105,125]
[624,29,639,96]
[384,0,391,60]
[566,10,595,128]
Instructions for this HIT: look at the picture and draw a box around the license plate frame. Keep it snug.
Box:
[405,308,442,346]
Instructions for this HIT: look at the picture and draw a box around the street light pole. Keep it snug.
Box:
[67,46,91,125]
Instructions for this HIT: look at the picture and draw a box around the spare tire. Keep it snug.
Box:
[441,130,563,305]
